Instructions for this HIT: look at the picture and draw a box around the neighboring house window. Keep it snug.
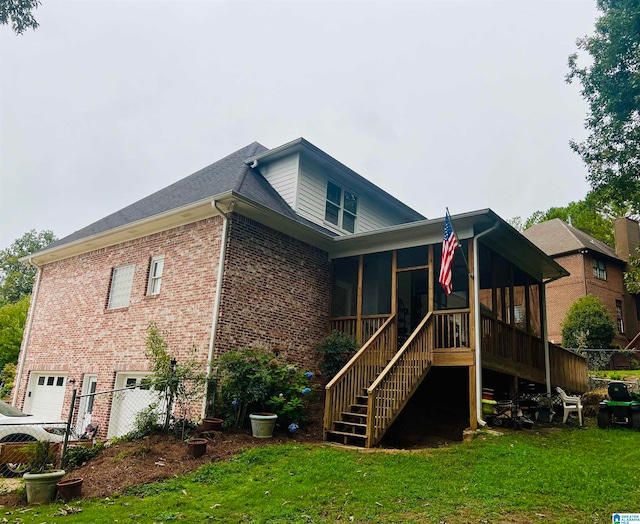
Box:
[147,256,165,296]
[616,300,624,333]
[592,258,607,280]
[107,264,135,309]
[325,181,358,233]
[514,304,524,325]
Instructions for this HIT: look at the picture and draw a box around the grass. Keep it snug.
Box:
[593,369,640,381]
[6,426,640,523]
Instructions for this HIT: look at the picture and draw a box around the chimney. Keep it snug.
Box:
[614,217,640,262]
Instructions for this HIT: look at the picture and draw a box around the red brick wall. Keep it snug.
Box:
[215,214,331,371]
[545,253,627,347]
[17,218,224,423]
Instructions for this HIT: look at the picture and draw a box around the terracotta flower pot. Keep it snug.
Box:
[57,477,83,501]
[186,438,207,458]
[201,418,223,431]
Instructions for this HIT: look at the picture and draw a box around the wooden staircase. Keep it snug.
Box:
[324,312,434,448]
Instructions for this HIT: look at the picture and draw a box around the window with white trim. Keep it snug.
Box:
[616,300,624,333]
[325,181,358,233]
[592,258,607,280]
[147,255,165,296]
[107,264,135,309]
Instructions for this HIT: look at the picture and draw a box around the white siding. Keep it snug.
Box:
[298,157,412,234]
[257,154,299,209]
[358,200,401,231]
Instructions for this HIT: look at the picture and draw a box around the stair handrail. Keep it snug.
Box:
[324,313,396,437]
[367,311,434,446]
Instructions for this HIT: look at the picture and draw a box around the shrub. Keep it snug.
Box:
[561,296,615,370]
[216,348,315,429]
[316,330,358,380]
[64,442,105,469]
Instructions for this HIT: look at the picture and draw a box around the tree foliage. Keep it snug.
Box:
[625,247,640,293]
[566,0,640,213]
[520,195,617,246]
[562,295,616,350]
[0,230,56,306]
[0,297,29,372]
[0,0,41,35]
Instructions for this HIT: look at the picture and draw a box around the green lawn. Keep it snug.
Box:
[7,426,640,523]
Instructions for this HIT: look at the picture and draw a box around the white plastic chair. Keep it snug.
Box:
[556,387,583,426]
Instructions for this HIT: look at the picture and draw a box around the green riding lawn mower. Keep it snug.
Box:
[597,381,640,430]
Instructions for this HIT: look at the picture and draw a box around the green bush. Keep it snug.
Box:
[216,348,315,429]
[64,442,105,469]
[316,330,358,380]
[561,296,615,370]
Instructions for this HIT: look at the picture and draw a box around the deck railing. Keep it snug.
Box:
[433,309,470,349]
[549,342,588,392]
[329,315,389,345]
[481,313,587,392]
[367,312,433,447]
[324,314,396,436]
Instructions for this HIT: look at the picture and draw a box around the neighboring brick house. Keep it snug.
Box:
[523,218,640,367]
[16,138,587,445]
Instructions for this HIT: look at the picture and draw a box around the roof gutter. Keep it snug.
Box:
[473,221,500,427]
[203,199,231,417]
[12,258,42,407]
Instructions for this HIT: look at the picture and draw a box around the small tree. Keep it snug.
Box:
[144,323,207,439]
[561,295,616,370]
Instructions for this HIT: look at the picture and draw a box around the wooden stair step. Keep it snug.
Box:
[340,411,367,421]
[333,421,367,435]
[325,430,368,447]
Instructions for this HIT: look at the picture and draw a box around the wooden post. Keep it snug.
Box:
[356,255,363,345]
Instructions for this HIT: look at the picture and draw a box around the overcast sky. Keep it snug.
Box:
[0,0,599,249]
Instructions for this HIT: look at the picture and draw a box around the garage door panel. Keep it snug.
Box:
[25,374,67,420]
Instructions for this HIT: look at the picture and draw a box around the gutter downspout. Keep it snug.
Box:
[473,222,500,427]
[12,258,42,407]
[541,274,564,396]
[202,200,231,417]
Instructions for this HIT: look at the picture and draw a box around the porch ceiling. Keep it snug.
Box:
[329,209,568,283]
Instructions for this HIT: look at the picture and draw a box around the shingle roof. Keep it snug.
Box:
[522,218,621,262]
[46,142,336,250]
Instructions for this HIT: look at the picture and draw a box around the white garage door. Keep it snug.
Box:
[24,374,67,420]
[108,373,165,438]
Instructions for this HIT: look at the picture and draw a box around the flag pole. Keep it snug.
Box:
[445,207,472,278]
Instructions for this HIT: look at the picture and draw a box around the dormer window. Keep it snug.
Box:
[325,181,358,233]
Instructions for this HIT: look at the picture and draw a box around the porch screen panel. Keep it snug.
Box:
[362,251,392,315]
[331,256,359,317]
[478,243,494,315]
[397,246,428,269]
[528,282,541,337]
[434,240,469,310]
[513,267,527,331]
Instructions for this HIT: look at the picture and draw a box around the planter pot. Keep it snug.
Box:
[56,477,83,501]
[23,470,66,504]
[186,438,207,458]
[201,418,223,432]
[249,412,278,438]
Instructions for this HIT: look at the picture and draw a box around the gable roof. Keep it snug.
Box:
[46,141,336,252]
[522,218,622,262]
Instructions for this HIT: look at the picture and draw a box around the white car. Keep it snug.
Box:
[0,400,66,477]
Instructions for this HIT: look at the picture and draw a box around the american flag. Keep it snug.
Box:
[439,214,459,295]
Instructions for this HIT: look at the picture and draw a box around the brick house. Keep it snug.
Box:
[16,138,587,446]
[523,217,640,368]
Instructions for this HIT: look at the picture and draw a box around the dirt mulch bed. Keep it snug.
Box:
[0,425,323,508]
